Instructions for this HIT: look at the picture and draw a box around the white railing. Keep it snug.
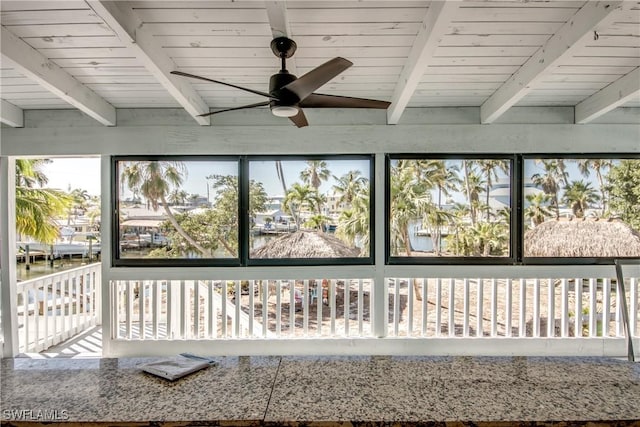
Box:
[17,263,101,353]
[108,266,639,357]
[386,276,639,339]
[111,278,373,340]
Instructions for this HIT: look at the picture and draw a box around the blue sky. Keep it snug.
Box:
[41,157,371,198]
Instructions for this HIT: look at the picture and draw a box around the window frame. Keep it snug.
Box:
[111,154,375,267]
[246,154,375,267]
[111,155,243,267]
[521,153,640,265]
[385,153,518,265]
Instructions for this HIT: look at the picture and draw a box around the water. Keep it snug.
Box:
[17,257,98,281]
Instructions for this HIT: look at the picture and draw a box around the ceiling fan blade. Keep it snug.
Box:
[171,70,276,100]
[300,93,391,109]
[288,109,309,128]
[282,57,352,101]
[197,101,270,117]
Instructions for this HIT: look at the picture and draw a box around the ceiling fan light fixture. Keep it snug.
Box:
[271,105,298,117]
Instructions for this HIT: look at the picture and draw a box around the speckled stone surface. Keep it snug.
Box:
[1,355,639,425]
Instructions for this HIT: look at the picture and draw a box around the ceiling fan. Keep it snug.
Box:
[170,37,391,127]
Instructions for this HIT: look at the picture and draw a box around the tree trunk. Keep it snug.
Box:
[161,198,209,255]
[463,161,476,225]
[411,278,423,301]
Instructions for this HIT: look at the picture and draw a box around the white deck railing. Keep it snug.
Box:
[386,276,638,339]
[17,263,101,353]
[111,278,373,340]
[108,266,639,357]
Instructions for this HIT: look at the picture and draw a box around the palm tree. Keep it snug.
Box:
[300,160,330,192]
[15,159,71,243]
[283,183,315,229]
[67,188,90,226]
[576,159,613,215]
[336,186,370,255]
[389,161,431,256]
[275,160,299,227]
[477,159,509,221]
[470,222,508,257]
[465,169,485,225]
[562,179,600,218]
[120,160,207,254]
[168,189,188,206]
[300,160,331,227]
[304,214,331,231]
[332,170,366,205]
[421,205,454,256]
[525,193,553,227]
[461,161,486,225]
[531,159,569,219]
[446,203,470,256]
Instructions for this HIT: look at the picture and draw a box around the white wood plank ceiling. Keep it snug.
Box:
[1,0,638,127]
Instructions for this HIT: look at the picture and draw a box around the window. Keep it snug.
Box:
[523,156,640,260]
[248,156,373,265]
[113,157,240,266]
[387,156,514,263]
[112,155,373,266]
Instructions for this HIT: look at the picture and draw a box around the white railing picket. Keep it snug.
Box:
[463,278,470,337]
[289,280,295,337]
[421,278,428,336]
[519,279,526,338]
[533,279,540,338]
[448,278,455,337]
[631,278,638,337]
[505,279,512,338]
[560,279,569,337]
[574,277,582,338]
[476,278,483,338]
[344,279,350,337]
[358,279,364,336]
[589,278,597,337]
[603,278,611,337]
[435,278,442,337]
[276,280,282,337]
[302,280,309,336]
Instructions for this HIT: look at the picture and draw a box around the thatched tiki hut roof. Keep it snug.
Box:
[251,231,359,258]
[525,218,640,257]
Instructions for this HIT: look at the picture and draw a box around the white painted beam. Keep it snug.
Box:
[0,99,23,127]
[0,26,116,126]
[3,123,639,157]
[265,1,297,76]
[481,1,625,124]
[575,67,640,124]
[0,157,19,357]
[387,1,459,125]
[87,1,210,126]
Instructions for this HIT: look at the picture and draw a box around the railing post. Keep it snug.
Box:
[614,260,636,362]
[1,156,19,357]
[373,153,386,338]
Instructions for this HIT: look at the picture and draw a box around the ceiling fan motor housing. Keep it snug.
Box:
[269,71,299,109]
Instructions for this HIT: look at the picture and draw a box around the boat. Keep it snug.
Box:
[19,241,100,259]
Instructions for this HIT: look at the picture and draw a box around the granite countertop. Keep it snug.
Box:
[1,356,639,426]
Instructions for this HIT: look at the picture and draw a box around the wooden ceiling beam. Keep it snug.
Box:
[575,67,640,124]
[1,26,116,126]
[387,1,460,125]
[481,1,626,124]
[0,99,24,128]
[87,1,210,126]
